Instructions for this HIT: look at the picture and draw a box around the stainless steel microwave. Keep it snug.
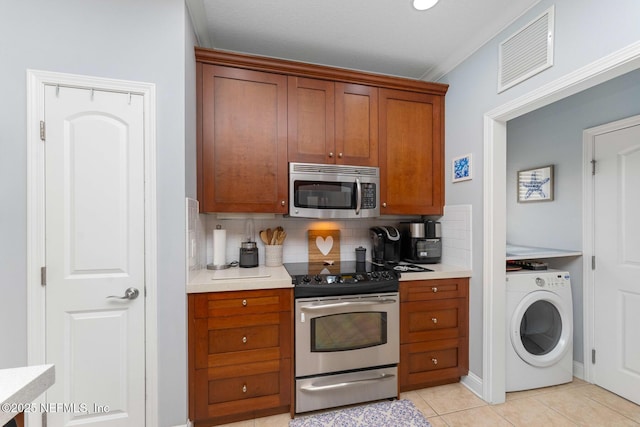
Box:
[289,162,380,219]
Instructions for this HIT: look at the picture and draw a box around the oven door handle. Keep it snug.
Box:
[300,298,397,311]
[300,372,395,392]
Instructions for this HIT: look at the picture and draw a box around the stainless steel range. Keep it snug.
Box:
[285,261,400,414]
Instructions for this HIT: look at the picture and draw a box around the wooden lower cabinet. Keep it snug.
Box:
[188,289,293,426]
[399,278,469,391]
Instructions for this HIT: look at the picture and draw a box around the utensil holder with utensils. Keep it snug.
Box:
[260,226,287,266]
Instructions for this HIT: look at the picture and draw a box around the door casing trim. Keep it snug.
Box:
[483,40,640,404]
[26,69,158,426]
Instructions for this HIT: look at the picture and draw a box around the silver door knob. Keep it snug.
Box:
[107,287,139,300]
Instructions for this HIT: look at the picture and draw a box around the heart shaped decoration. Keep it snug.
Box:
[316,236,334,256]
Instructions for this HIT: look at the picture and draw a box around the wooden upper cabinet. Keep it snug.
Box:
[288,77,378,166]
[287,77,335,164]
[379,88,444,215]
[198,64,288,213]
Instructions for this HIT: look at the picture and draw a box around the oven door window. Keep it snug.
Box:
[294,181,355,209]
[311,311,387,352]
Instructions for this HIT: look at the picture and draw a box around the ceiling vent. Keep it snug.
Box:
[498,6,554,93]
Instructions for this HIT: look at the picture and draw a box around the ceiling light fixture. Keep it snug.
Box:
[413,0,439,11]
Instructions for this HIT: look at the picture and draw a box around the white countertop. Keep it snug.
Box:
[0,364,55,424]
[187,263,471,292]
[187,265,293,293]
[397,263,472,281]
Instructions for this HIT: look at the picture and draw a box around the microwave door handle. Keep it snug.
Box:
[355,177,362,215]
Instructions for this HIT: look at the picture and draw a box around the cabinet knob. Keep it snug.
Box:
[242,299,247,306]
[432,358,438,365]
[338,152,343,158]
[328,152,334,158]
[242,336,247,344]
[432,317,438,324]
[382,202,387,208]
[281,200,286,206]
[432,287,438,293]
[242,384,247,393]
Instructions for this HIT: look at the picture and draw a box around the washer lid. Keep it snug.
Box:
[510,291,572,367]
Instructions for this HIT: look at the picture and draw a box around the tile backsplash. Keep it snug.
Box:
[188,204,472,271]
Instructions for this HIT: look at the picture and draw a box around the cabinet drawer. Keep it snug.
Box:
[401,298,466,343]
[193,288,292,318]
[400,278,468,302]
[399,338,468,391]
[194,359,291,421]
[194,312,292,369]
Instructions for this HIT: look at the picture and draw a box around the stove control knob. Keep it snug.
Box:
[313,275,322,282]
[371,272,379,279]
[302,275,311,283]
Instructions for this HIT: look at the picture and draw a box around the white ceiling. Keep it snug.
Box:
[187,0,541,81]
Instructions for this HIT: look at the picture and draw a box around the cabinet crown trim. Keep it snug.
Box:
[195,47,448,96]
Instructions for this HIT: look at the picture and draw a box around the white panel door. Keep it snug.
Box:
[593,122,640,405]
[45,85,146,426]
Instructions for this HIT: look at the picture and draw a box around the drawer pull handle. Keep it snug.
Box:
[242,299,247,307]
[242,336,247,344]
[432,358,438,365]
[242,384,247,393]
[432,287,438,293]
[432,317,438,324]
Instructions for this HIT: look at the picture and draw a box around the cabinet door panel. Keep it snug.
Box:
[209,324,280,353]
[193,288,292,318]
[335,83,378,166]
[401,299,465,343]
[288,77,335,163]
[199,64,287,213]
[400,278,468,302]
[379,89,443,214]
[399,338,468,391]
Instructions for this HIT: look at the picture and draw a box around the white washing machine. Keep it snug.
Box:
[505,270,573,392]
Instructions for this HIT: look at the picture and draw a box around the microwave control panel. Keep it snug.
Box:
[361,183,377,208]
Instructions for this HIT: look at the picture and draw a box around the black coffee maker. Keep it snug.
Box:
[369,226,401,264]
[399,220,441,263]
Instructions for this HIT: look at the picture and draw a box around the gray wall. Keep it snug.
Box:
[440,0,640,378]
[506,68,640,364]
[0,1,187,425]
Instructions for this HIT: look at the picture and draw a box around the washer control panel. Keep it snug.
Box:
[534,272,570,288]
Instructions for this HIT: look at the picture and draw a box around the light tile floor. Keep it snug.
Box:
[215,378,640,426]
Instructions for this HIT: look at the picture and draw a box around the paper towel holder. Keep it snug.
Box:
[208,224,232,270]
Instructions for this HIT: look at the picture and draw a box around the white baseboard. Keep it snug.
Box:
[461,370,483,399]
[573,361,585,380]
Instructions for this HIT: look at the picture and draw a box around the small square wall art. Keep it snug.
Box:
[452,153,472,183]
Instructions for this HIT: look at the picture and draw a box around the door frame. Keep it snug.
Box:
[26,69,158,426]
[581,113,640,384]
[482,40,640,404]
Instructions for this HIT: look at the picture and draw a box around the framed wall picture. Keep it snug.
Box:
[452,153,472,182]
[518,165,554,202]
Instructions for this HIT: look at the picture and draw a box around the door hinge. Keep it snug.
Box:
[591,159,596,175]
[40,120,46,141]
[41,266,47,286]
[592,348,596,364]
[42,411,47,427]
[592,255,596,270]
